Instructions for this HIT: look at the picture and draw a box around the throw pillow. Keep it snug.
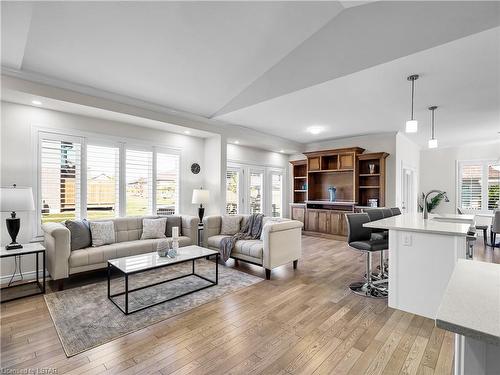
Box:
[141,218,167,240]
[165,215,182,237]
[89,221,116,247]
[221,215,242,235]
[65,219,92,250]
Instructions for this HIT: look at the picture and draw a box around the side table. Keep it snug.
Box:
[0,243,46,303]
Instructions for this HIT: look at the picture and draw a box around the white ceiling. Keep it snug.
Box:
[217,27,500,147]
[1,1,499,149]
[2,1,343,117]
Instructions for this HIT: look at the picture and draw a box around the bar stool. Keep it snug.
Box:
[364,208,388,279]
[345,213,388,298]
[381,208,393,218]
[391,207,402,216]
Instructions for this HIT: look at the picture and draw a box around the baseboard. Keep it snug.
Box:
[0,269,51,285]
[302,231,347,241]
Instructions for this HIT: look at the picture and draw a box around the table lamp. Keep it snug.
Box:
[0,185,35,250]
[192,188,209,221]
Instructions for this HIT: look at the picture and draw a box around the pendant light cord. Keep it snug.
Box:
[410,79,415,120]
[431,108,435,139]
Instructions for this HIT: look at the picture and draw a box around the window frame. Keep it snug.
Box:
[457,159,499,214]
[34,127,182,238]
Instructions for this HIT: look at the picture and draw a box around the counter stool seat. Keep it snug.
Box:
[350,240,388,252]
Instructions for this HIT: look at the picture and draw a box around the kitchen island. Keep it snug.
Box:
[436,259,500,375]
[364,213,472,319]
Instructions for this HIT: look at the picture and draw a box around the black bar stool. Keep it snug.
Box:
[345,213,388,298]
[381,208,393,218]
[391,207,402,216]
[364,208,388,279]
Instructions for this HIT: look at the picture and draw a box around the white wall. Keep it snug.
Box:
[395,132,421,212]
[0,101,207,278]
[420,141,500,214]
[204,135,225,216]
[290,132,397,207]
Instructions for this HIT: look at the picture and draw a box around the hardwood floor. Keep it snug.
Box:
[1,236,497,374]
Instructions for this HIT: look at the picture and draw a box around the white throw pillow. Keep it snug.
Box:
[89,221,116,247]
[260,217,289,240]
[141,218,167,240]
[221,215,242,235]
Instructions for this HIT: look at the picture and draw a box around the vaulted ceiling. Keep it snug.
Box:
[2,1,499,148]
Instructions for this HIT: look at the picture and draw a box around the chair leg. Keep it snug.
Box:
[293,260,298,269]
[483,228,487,245]
[493,233,497,248]
[349,251,387,299]
[265,269,271,280]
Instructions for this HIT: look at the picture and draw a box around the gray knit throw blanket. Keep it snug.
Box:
[219,214,264,262]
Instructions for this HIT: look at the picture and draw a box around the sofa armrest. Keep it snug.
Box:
[181,215,200,245]
[262,220,303,269]
[42,222,71,280]
[202,216,222,247]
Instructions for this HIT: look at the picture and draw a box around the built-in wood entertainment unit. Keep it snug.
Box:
[290,147,389,239]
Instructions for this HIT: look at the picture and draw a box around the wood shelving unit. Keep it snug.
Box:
[356,152,389,207]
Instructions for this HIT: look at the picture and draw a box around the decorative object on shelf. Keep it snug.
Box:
[369,163,376,174]
[405,74,419,133]
[190,163,201,174]
[368,199,378,207]
[157,239,170,257]
[192,188,209,221]
[0,185,35,250]
[428,105,438,148]
[328,186,337,202]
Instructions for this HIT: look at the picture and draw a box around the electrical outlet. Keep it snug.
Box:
[403,234,412,246]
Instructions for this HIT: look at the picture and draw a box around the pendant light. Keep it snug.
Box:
[428,106,438,148]
[405,74,419,133]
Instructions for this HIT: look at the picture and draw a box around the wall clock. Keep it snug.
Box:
[191,163,201,174]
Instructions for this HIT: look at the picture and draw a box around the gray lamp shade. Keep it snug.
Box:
[0,186,35,212]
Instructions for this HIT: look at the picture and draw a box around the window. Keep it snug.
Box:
[271,173,283,217]
[249,171,263,214]
[40,137,82,224]
[458,160,500,212]
[226,168,240,214]
[156,152,179,215]
[126,149,153,216]
[87,145,119,220]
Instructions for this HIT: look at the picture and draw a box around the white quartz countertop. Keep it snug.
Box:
[436,259,500,346]
[364,213,472,236]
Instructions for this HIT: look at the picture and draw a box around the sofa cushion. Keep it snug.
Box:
[113,217,145,242]
[207,235,231,249]
[65,219,92,250]
[221,215,241,235]
[141,218,167,240]
[234,240,263,259]
[165,215,182,237]
[89,221,115,247]
[69,236,194,268]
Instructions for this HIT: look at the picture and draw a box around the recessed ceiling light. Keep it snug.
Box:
[32,100,42,106]
[307,126,323,135]
[234,140,240,144]
[184,130,191,135]
[279,150,284,153]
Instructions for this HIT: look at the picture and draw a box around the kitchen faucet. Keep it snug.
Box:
[423,190,449,219]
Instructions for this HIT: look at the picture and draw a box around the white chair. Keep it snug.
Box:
[491,209,500,248]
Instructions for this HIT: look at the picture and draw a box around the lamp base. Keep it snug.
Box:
[6,215,21,250]
[6,243,23,250]
[198,206,205,222]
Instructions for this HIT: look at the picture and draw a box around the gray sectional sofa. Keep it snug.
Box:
[42,215,199,289]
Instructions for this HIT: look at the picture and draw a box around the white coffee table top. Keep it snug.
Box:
[0,242,45,257]
[108,245,218,274]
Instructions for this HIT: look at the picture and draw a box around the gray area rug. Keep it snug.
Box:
[44,259,263,357]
